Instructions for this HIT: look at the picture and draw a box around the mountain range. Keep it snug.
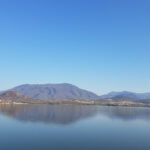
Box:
[1,83,150,101]
[100,91,150,100]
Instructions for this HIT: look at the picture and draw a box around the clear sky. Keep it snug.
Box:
[0,0,150,94]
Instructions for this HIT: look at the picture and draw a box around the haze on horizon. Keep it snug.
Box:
[0,0,150,95]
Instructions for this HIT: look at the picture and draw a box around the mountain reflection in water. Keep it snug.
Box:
[0,104,150,124]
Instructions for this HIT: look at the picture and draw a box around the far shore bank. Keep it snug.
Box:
[0,100,150,108]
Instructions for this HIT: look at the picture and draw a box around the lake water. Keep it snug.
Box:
[0,104,150,150]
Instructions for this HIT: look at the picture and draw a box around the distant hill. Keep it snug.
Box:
[0,90,150,107]
[0,91,34,102]
[11,83,99,100]
[110,95,137,101]
[2,83,150,102]
[100,91,150,100]
[0,91,4,94]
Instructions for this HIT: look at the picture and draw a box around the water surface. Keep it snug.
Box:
[0,104,150,150]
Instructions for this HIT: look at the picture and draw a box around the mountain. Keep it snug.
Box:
[100,91,150,100]
[111,95,137,101]
[3,83,150,103]
[0,90,150,107]
[0,91,4,94]
[11,83,99,100]
[0,91,34,102]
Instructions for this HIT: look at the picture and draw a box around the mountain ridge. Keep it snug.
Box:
[1,83,150,100]
[11,83,99,100]
[0,91,35,103]
[100,91,150,99]
[0,90,150,107]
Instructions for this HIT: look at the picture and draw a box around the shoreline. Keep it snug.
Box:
[0,101,150,108]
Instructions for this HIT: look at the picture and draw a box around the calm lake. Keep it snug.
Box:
[0,104,150,150]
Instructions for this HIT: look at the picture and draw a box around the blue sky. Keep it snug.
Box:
[0,0,150,94]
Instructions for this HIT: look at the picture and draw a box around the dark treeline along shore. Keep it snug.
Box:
[0,83,150,107]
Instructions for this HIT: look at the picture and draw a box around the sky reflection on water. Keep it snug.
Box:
[0,104,150,150]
